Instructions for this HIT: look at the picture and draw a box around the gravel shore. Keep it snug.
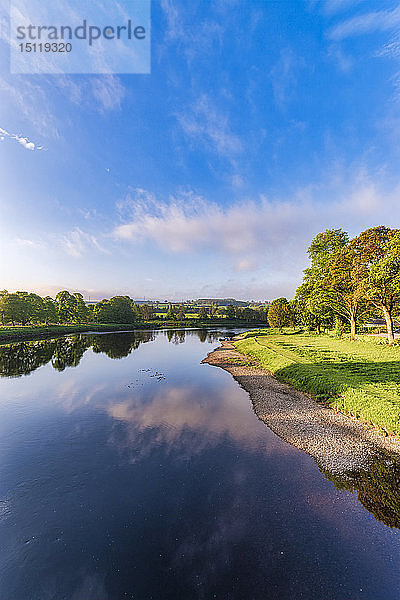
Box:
[202,340,400,474]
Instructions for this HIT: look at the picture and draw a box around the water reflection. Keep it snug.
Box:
[322,454,400,529]
[1,329,400,599]
[0,329,224,378]
[107,382,292,462]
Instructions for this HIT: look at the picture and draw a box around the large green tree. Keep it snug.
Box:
[0,293,26,325]
[295,229,348,333]
[56,291,77,323]
[73,293,89,323]
[43,297,58,324]
[267,297,292,332]
[350,226,400,345]
[322,245,369,341]
[94,296,136,324]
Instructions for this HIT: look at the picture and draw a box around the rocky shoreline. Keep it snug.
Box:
[202,340,400,475]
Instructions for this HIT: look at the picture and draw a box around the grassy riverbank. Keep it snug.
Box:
[234,330,400,435]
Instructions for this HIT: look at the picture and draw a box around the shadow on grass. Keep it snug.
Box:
[274,360,400,396]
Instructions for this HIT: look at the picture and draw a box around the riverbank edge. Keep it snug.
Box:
[0,321,267,345]
[202,340,400,474]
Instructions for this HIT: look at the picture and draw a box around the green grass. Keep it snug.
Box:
[234,330,400,435]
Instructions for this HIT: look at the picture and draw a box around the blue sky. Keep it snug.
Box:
[1,0,400,301]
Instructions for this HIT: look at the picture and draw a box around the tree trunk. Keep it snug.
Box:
[382,305,394,346]
[316,322,321,335]
[350,313,356,341]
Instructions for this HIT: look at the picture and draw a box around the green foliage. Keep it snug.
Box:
[295,226,400,343]
[267,298,292,331]
[94,296,136,324]
[177,305,186,320]
[350,226,400,345]
[43,297,57,324]
[0,293,27,325]
[56,290,76,323]
[197,305,208,319]
[73,293,89,323]
[224,304,236,319]
[166,303,176,320]
[139,303,155,320]
[235,332,400,435]
[295,229,348,334]
[307,228,349,269]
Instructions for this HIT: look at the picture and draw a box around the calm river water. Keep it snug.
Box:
[0,329,399,600]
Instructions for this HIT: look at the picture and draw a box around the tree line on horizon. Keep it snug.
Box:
[0,290,268,327]
[267,225,400,346]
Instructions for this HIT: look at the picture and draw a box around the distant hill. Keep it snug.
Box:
[195,298,249,306]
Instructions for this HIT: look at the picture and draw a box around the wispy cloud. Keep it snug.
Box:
[61,227,108,258]
[160,0,185,42]
[269,48,305,110]
[14,237,46,248]
[0,126,44,150]
[176,94,242,162]
[327,44,354,72]
[113,174,400,278]
[90,75,125,112]
[320,0,363,16]
[328,4,400,40]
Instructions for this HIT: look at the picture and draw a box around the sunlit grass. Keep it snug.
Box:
[235,331,400,435]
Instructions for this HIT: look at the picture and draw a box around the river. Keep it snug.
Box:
[0,329,399,599]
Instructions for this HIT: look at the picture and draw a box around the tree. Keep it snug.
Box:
[197,306,208,320]
[25,293,46,324]
[94,296,136,324]
[209,303,218,318]
[73,293,89,324]
[140,304,154,321]
[177,305,186,320]
[56,291,76,323]
[267,298,292,332]
[322,245,369,341]
[296,229,348,334]
[350,226,400,346]
[166,303,176,320]
[43,297,58,324]
[0,293,27,325]
[294,282,333,333]
[224,304,236,319]
[242,307,258,321]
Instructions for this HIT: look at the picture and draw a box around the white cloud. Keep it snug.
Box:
[61,227,108,258]
[113,174,400,283]
[160,0,184,42]
[269,48,305,110]
[320,0,362,16]
[0,126,44,151]
[176,94,242,162]
[231,174,244,188]
[327,44,354,72]
[328,4,400,40]
[235,258,255,272]
[90,75,125,112]
[14,237,46,248]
